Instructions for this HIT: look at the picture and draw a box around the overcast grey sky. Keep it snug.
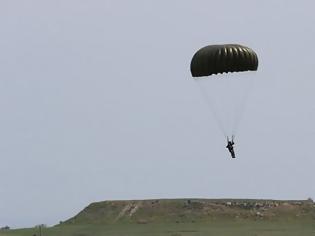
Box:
[0,0,315,228]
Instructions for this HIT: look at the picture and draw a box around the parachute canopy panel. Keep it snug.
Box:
[190,44,258,77]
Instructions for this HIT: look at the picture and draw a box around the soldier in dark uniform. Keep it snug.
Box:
[226,136,235,158]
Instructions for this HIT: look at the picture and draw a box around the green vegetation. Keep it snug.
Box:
[2,199,315,236]
[2,221,315,236]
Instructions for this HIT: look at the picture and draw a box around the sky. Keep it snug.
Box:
[0,0,315,228]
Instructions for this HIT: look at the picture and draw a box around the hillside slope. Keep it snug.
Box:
[61,198,315,225]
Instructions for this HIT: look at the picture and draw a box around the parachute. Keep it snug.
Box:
[191,44,258,77]
[190,44,258,141]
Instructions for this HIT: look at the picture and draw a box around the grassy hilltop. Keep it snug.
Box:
[63,198,315,224]
[1,198,315,236]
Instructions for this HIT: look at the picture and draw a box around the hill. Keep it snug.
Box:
[2,199,315,236]
[61,198,315,225]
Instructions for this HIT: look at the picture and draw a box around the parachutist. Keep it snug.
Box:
[226,137,235,158]
[190,44,258,159]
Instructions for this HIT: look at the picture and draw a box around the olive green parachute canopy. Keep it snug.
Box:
[190,44,258,77]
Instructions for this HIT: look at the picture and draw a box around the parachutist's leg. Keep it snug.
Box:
[231,149,235,158]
